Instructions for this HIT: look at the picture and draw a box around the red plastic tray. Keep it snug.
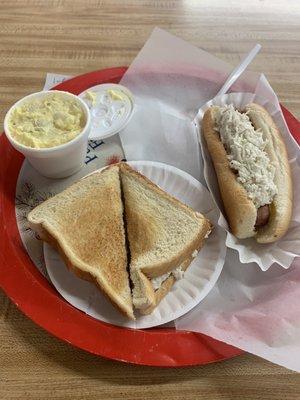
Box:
[1,67,299,367]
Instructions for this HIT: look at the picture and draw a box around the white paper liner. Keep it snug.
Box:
[195,92,300,271]
[176,249,300,373]
[44,161,226,329]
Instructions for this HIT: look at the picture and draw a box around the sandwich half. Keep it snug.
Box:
[27,165,134,320]
[120,163,212,315]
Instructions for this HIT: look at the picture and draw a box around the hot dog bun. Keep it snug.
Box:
[202,103,292,243]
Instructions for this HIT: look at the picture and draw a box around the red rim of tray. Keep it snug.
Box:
[1,67,299,367]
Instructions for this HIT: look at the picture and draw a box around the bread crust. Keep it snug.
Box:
[131,237,207,313]
[140,255,194,315]
[130,268,156,311]
[202,104,293,243]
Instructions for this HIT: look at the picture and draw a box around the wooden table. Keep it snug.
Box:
[1,1,299,399]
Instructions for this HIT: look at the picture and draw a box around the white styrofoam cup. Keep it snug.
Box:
[4,90,91,179]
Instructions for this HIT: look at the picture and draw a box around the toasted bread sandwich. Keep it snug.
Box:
[28,163,211,319]
[120,163,212,314]
[27,165,134,320]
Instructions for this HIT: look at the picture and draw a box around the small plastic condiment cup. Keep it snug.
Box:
[79,83,134,140]
[4,90,91,179]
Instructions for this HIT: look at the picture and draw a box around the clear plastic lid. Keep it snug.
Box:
[79,83,134,140]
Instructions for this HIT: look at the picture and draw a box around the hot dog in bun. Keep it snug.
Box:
[202,103,292,243]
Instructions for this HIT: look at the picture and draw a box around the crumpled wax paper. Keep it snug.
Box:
[117,28,300,371]
[119,28,260,182]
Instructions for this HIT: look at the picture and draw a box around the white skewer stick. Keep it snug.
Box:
[215,44,262,97]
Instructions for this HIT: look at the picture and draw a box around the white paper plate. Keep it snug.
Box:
[195,92,300,271]
[44,161,226,329]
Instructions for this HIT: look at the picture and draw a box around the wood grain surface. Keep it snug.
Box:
[1,1,300,399]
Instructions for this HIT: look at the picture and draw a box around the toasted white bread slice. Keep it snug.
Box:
[120,163,212,312]
[28,165,134,320]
